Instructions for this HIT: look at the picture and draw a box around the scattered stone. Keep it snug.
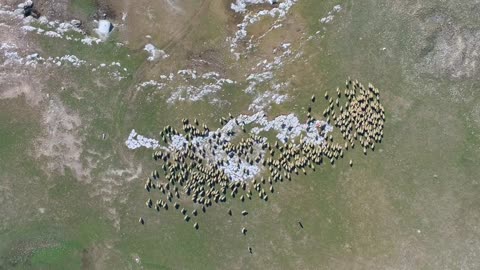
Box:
[71,19,82,27]
[95,20,113,39]
[144,44,169,61]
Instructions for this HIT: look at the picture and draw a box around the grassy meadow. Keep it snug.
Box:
[0,0,479,269]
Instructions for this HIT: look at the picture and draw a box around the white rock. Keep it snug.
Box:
[144,43,169,61]
[71,19,81,27]
[95,20,113,39]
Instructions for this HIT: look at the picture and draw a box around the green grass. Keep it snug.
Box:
[2,0,480,269]
[0,169,119,269]
[28,240,83,270]
[70,0,96,18]
[0,100,39,166]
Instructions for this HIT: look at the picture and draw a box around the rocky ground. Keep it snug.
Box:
[0,0,479,269]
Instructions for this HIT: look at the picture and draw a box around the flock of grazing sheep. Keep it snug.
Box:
[139,78,385,251]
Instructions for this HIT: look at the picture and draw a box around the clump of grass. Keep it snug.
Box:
[70,0,97,18]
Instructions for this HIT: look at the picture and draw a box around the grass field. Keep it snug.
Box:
[1,0,479,269]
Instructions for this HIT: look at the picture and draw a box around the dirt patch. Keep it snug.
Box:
[33,0,117,27]
[34,0,70,21]
[34,96,89,181]
[88,162,143,230]
[384,92,413,124]
[0,76,45,106]
[185,48,227,74]
[0,184,16,231]
[94,0,118,20]
[81,243,121,270]
[471,103,480,128]
[94,165,142,201]
[415,12,480,79]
